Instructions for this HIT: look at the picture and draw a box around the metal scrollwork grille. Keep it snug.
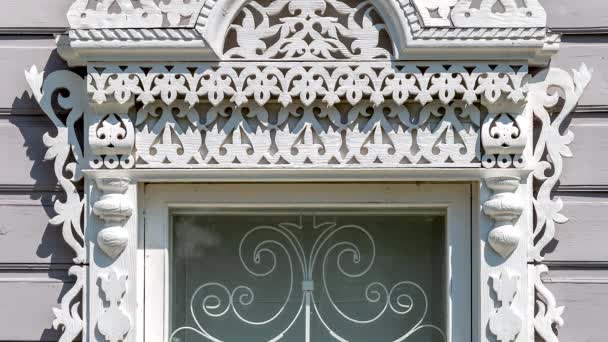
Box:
[170,212,446,342]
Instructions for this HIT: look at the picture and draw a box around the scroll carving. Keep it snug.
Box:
[483,176,523,258]
[481,102,528,169]
[67,0,205,29]
[533,265,564,342]
[98,270,131,342]
[452,0,547,28]
[52,266,85,342]
[527,65,591,342]
[411,0,457,27]
[87,63,528,109]
[89,113,135,169]
[224,0,393,60]
[489,270,522,342]
[25,66,87,341]
[93,178,133,259]
[132,100,481,168]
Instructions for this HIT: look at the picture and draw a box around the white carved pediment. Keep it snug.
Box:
[59,0,556,66]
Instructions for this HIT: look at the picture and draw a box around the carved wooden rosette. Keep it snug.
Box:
[93,178,133,259]
[483,176,525,258]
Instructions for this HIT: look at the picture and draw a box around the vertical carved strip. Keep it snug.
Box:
[98,270,131,342]
[25,66,87,342]
[533,265,564,342]
[93,178,133,259]
[527,64,592,341]
[52,266,85,342]
[483,176,524,258]
[489,270,522,342]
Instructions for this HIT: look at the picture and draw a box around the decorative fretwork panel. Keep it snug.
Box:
[125,100,481,168]
[223,0,394,60]
[87,63,528,109]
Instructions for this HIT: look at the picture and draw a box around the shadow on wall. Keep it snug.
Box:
[8,47,84,341]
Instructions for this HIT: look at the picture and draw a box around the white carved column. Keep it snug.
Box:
[479,174,530,342]
[87,176,138,342]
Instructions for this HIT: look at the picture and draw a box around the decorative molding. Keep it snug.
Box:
[68,28,203,42]
[93,178,133,259]
[223,0,393,60]
[452,0,546,28]
[67,0,205,29]
[527,64,592,262]
[52,266,85,342]
[24,66,86,264]
[87,63,528,109]
[533,265,564,342]
[89,113,135,169]
[481,101,528,169]
[483,176,524,258]
[24,2,592,340]
[98,270,131,342]
[127,100,481,169]
[411,0,456,27]
[489,269,522,342]
[526,64,591,342]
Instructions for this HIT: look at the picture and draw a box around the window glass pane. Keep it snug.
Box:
[170,210,446,342]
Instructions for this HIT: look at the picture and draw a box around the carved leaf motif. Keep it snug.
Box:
[224,0,393,60]
[88,63,527,110]
[489,270,522,342]
[25,66,88,342]
[98,270,130,342]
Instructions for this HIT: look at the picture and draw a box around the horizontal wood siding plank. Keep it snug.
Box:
[0,268,75,341]
[543,269,608,342]
[560,113,608,186]
[540,0,608,33]
[0,115,58,187]
[544,193,608,263]
[0,1,71,33]
[551,39,608,109]
[0,192,75,264]
[0,38,67,113]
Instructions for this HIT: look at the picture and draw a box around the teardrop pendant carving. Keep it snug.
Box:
[93,178,133,259]
[483,176,524,258]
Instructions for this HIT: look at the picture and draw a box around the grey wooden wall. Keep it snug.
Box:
[0,0,606,341]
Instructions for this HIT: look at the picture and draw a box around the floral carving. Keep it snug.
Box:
[98,270,131,342]
[25,66,87,341]
[411,0,457,27]
[452,0,547,28]
[534,265,564,342]
[489,270,522,342]
[527,65,592,262]
[67,0,205,29]
[133,100,480,168]
[526,64,591,341]
[88,63,528,109]
[224,0,393,60]
[89,113,135,169]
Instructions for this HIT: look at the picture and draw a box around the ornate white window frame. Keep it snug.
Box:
[25,0,591,341]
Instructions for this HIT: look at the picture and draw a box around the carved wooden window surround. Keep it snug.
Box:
[25,0,591,341]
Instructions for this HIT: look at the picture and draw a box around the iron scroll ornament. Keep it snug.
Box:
[170,219,444,342]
